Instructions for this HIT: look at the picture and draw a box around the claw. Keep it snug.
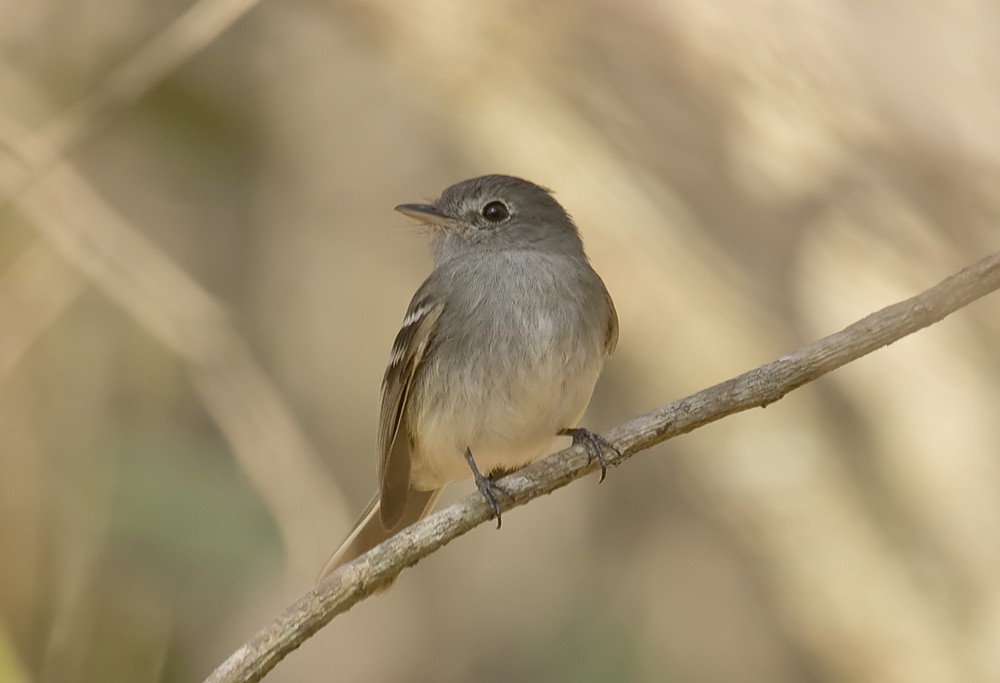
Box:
[464,448,506,528]
[558,428,620,482]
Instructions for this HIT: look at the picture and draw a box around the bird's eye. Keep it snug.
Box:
[481,200,509,223]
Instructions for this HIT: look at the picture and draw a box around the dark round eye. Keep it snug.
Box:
[481,200,509,222]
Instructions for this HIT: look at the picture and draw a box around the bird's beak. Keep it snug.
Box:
[394,203,462,229]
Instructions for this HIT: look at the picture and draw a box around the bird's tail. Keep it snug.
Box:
[317,488,441,584]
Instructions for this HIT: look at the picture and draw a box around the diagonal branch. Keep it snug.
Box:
[205,249,1000,683]
[0,88,350,576]
[0,0,269,205]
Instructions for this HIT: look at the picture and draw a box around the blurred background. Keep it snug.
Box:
[1,0,1000,681]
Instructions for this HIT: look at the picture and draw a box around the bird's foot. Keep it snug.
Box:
[464,448,508,528]
[558,428,620,483]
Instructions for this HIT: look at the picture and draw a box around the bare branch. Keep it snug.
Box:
[0,92,350,576]
[205,250,1000,683]
[0,0,268,204]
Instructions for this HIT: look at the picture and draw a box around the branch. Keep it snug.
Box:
[0,0,268,204]
[0,89,351,575]
[206,249,1000,683]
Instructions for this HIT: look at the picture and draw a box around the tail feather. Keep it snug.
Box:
[317,488,441,584]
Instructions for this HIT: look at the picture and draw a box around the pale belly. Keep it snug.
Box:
[407,354,602,490]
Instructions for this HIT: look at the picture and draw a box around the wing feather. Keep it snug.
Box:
[377,294,444,528]
[603,290,619,356]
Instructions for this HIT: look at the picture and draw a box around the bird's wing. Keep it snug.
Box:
[377,290,444,529]
[604,290,619,356]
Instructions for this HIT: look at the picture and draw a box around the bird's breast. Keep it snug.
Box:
[408,300,603,487]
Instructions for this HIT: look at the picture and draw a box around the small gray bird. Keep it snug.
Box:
[318,174,618,582]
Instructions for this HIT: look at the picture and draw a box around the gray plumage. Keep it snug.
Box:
[319,175,617,583]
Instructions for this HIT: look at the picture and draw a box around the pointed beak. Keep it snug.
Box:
[394,203,462,229]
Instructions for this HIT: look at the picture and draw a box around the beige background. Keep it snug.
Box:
[2,0,1000,681]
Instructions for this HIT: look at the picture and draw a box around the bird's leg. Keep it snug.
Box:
[464,447,506,529]
[558,428,620,483]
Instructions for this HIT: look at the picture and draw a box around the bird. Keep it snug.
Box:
[318,174,618,583]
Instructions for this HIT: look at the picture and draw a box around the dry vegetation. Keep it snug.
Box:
[1,1,1000,682]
